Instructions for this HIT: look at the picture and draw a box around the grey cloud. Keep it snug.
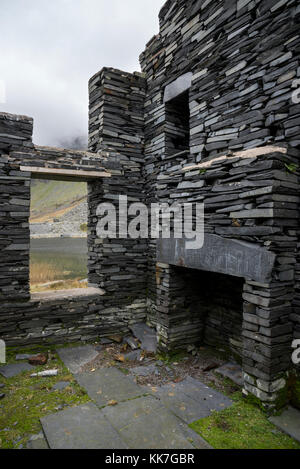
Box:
[0,0,165,145]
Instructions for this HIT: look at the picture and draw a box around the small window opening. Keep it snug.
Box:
[165,90,190,156]
[30,179,88,293]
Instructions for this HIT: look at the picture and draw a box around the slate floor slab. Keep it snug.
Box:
[269,407,300,443]
[26,432,49,450]
[101,395,210,449]
[41,402,128,449]
[215,362,243,387]
[153,376,233,424]
[0,363,35,378]
[57,345,99,374]
[75,367,145,406]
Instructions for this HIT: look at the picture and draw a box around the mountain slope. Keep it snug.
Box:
[30,180,87,222]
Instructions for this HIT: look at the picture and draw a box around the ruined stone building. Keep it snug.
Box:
[0,0,299,409]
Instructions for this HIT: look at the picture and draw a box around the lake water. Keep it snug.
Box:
[30,237,88,284]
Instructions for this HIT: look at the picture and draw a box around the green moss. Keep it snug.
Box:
[243,391,268,413]
[156,350,187,365]
[0,347,90,449]
[290,375,300,410]
[274,384,289,412]
[189,396,300,449]
[285,163,299,173]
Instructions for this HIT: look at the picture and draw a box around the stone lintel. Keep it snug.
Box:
[157,234,276,283]
[163,72,193,103]
[20,166,111,180]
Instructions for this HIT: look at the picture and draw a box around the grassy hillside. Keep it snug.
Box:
[30,180,87,222]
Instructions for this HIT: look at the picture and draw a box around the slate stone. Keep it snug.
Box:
[52,381,70,391]
[41,403,128,449]
[26,432,49,449]
[100,338,114,345]
[130,323,157,353]
[164,73,193,103]
[16,354,35,360]
[154,376,233,424]
[124,336,139,350]
[57,345,98,374]
[157,234,276,283]
[124,350,143,361]
[74,368,144,406]
[0,363,35,378]
[130,365,157,377]
[215,362,244,387]
[101,395,210,449]
[269,407,300,443]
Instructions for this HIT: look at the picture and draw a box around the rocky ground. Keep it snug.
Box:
[1,325,300,449]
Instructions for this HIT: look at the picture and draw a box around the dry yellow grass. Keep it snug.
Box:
[30,262,88,292]
[30,262,60,284]
[31,278,88,293]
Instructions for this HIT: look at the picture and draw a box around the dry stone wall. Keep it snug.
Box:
[0,101,149,345]
[140,0,300,407]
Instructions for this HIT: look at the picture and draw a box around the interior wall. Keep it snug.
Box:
[173,267,244,360]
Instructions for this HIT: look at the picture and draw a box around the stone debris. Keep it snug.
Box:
[30,370,58,377]
[130,323,157,353]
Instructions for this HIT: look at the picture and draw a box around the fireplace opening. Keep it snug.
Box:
[165,91,190,156]
[169,266,244,362]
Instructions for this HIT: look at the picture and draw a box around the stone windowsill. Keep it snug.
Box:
[31,287,105,302]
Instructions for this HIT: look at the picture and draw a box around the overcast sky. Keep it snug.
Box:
[0,0,165,146]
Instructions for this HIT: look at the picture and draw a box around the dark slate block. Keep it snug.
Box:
[130,365,157,377]
[57,345,98,374]
[101,395,210,449]
[130,323,157,353]
[124,350,143,361]
[0,363,35,378]
[74,368,144,406]
[215,362,243,387]
[269,407,300,443]
[16,354,35,360]
[52,381,70,391]
[154,376,232,424]
[164,73,193,103]
[157,234,276,283]
[26,433,49,449]
[41,403,128,449]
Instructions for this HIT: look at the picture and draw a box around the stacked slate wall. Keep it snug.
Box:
[88,68,148,304]
[141,0,300,407]
[0,114,33,301]
[156,263,244,359]
[0,290,147,347]
[0,110,148,346]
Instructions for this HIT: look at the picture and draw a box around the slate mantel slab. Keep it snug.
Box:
[157,234,276,283]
